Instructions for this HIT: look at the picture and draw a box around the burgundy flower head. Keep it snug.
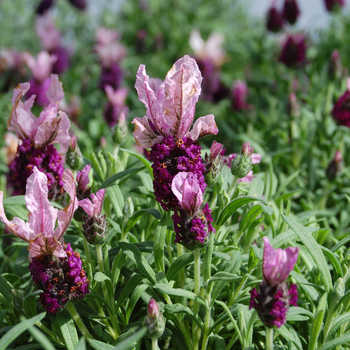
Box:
[279,33,307,68]
[266,3,284,33]
[331,79,350,127]
[324,0,345,12]
[282,0,300,25]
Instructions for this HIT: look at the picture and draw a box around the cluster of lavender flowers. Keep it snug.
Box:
[7,75,70,200]
[0,167,89,314]
[132,55,220,249]
[266,0,300,33]
[250,237,299,328]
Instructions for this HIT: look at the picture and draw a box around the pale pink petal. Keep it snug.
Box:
[91,189,106,216]
[163,55,202,138]
[135,65,169,136]
[8,82,36,139]
[95,27,119,46]
[78,198,94,217]
[251,154,262,164]
[105,86,128,107]
[204,32,225,66]
[0,192,35,242]
[237,170,254,184]
[36,13,61,52]
[29,234,66,258]
[25,51,56,83]
[26,167,58,236]
[188,114,218,141]
[148,78,165,104]
[53,169,78,240]
[172,172,203,216]
[189,30,205,57]
[131,116,163,148]
[46,75,64,104]
[77,164,91,193]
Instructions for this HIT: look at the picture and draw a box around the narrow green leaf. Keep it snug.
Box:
[239,204,272,233]
[126,284,149,322]
[335,290,350,312]
[57,309,79,350]
[275,170,300,198]
[166,253,194,281]
[87,339,116,350]
[320,246,342,281]
[282,215,332,292]
[217,196,267,226]
[208,272,240,283]
[119,242,157,285]
[116,274,143,310]
[327,312,350,339]
[113,327,147,350]
[123,209,161,233]
[73,338,86,350]
[106,186,123,217]
[99,167,144,190]
[331,235,350,252]
[0,275,14,303]
[154,283,206,307]
[27,324,56,350]
[0,312,46,350]
[308,292,327,350]
[94,272,111,283]
[120,148,153,179]
[23,290,42,318]
[3,196,26,206]
[154,224,166,273]
[164,304,204,331]
[318,334,350,350]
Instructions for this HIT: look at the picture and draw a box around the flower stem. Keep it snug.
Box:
[228,176,239,198]
[193,248,201,350]
[265,327,273,350]
[80,229,93,268]
[177,244,186,288]
[152,337,158,350]
[67,302,92,339]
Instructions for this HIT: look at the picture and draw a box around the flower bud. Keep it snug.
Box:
[330,278,345,310]
[111,111,128,146]
[66,136,83,171]
[328,50,343,79]
[326,150,342,182]
[144,299,165,339]
[282,0,300,25]
[266,3,284,33]
[231,143,254,178]
[287,93,300,118]
[123,197,134,225]
[82,214,108,245]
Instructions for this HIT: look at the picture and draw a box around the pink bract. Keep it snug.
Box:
[0,167,78,258]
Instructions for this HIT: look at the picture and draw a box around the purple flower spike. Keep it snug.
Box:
[266,3,284,33]
[263,237,299,286]
[331,79,350,127]
[279,33,307,68]
[283,0,300,25]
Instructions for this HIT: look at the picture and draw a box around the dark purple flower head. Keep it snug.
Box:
[36,0,55,14]
[30,243,89,314]
[326,150,343,181]
[325,0,345,12]
[331,80,350,127]
[266,3,284,33]
[27,77,51,107]
[68,0,87,10]
[232,80,250,112]
[51,46,70,75]
[99,63,123,91]
[279,33,307,68]
[282,0,300,25]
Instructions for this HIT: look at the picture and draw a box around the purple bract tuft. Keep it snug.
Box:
[29,243,90,314]
[279,33,307,68]
[266,3,284,33]
[99,63,123,91]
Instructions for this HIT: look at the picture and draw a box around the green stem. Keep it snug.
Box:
[228,176,239,198]
[152,337,158,350]
[228,274,248,307]
[80,230,93,268]
[177,244,186,288]
[266,327,273,350]
[67,302,92,339]
[193,248,201,350]
[200,305,211,350]
[36,321,60,343]
[323,309,334,341]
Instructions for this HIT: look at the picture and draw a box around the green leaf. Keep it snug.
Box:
[126,284,149,322]
[87,339,116,350]
[282,215,332,292]
[164,304,204,331]
[0,312,46,350]
[308,292,327,350]
[318,334,350,350]
[113,327,147,350]
[0,274,14,303]
[99,167,145,190]
[3,196,25,206]
[320,246,342,281]
[166,253,194,281]
[217,196,267,226]
[119,242,157,285]
[120,148,153,179]
[106,185,123,217]
[23,290,42,318]
[57,309,79,350]
[208,272,240,283]
[331,235,350,252]
[154,224,166,273]
[327,312,350,339]
[73,338,86,350]
[238,204,272,233]
[116,274,143,310]
[27,324,56,350]
[94,272,111,283]
[123,209,161,233]
[154,283,206,307]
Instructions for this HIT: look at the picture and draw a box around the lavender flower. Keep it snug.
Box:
[328,50,343,79]
[144,299,165,339]
[326,150,342,181]
[324,0,345,12]
[250,237,299,328]
[282,0,300,25]
[0,167,89,314]
[232,80,250,112]
[103,85,128,127]
[266,2,284,33]
[6,75,70,200]
[279,34,307,68]
[331,79,350,127]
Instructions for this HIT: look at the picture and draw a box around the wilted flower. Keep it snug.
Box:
[144,299,165,339]
[331,79,350,127]
[266,2,284,33]
[7,75,70,200]
[24,51,57,106]
[282,0,300,25]
[36,13,70,75]
[279,33,307,68]
[250,237,299,328]
[232,80,250,112]
[103,85,128,127]
[326,150,342,181]
[0,167,89,314]
[324,0,345,12]
[3,133,18,164]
